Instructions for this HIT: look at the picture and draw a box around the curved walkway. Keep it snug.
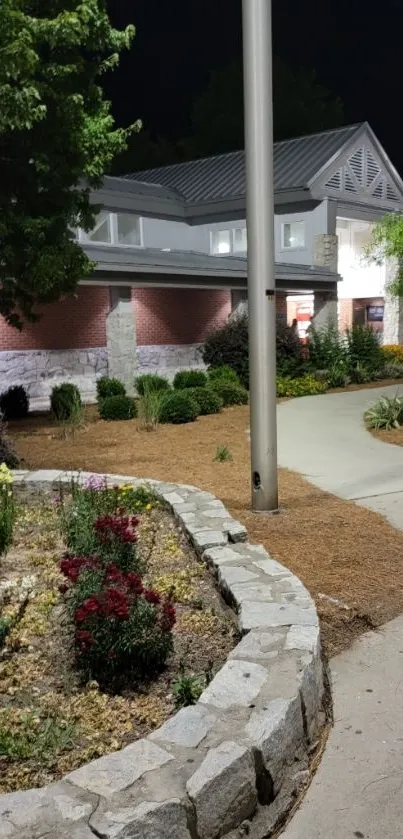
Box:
[279,385,403,839]
[278,383,403,528]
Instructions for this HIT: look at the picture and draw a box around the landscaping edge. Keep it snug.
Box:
[1,470,326,839]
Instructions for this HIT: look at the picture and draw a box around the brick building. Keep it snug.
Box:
[1,122,402,406]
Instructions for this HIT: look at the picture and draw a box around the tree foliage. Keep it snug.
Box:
[0,0,136,327]
[367,214,403,296]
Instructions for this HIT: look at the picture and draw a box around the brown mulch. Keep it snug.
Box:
[10,404,403,658]
[372,426,403,447]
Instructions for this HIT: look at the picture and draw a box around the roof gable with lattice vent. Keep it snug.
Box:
[310,125,403,209]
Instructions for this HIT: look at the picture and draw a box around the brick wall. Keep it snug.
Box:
[338,299,353,332]
[134,289,232,345]
[276,293,287,318]
[0,287,109,351]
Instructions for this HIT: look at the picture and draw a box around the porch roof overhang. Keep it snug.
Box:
[81,244,339,293]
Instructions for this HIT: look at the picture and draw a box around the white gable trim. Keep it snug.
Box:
[309,123,403,210]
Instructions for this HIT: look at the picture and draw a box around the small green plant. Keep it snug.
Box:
[98,395,137,421]
[0,463,15,557]
[160,391,199,424]
[364,394,403,430]
[135,374,170,396]
[214,445,233,462]
[0,711,76,761]
[51,383,82,421]
[137,381,165,431]
[0,419,20,469]
[96,376,126,399]
[377,360,403,380]
[172,663,205,709]
[208,365,241,385]
[56,389,85,440]
[0,385,29,420]
[186,387,223,415]
[276,374,327,398]
[209,380,249,406]
[173,369,208,389]
[0,616,12,648]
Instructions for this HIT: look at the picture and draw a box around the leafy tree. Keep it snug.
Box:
[186,58,344,158]
[0,0,136,327]
[367,214,403,296]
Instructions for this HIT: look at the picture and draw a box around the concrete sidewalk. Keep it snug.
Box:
[281,615,403,839]
[278,384,403,528]
[278,385,403,838]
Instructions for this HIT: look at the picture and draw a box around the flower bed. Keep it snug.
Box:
[0,476,235,793]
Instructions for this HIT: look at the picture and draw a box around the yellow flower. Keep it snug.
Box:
[0,463,13,485]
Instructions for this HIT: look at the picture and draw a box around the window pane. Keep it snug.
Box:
[211,230,231,254]
[283,221,305,249]
[117,213,141,246]
[82,211,111,244]
[233,227,247,253]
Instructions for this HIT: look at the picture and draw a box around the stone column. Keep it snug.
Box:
[382,258,403,345]
[312,234,338,329]
[106,287,137,393]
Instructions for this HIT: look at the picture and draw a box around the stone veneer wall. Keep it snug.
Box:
[1,469,326,839]
[136,343,205,381]
[0,348,108,407]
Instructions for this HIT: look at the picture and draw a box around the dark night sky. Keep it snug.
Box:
[106,0,403,172]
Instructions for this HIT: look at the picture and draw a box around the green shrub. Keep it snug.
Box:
[276,374,328,398]
[0,386,29,420]
[377,360,403,380]
[51,383,82,421]
[173,369,208,389]
[98,395,137,421]
[308,320,345,370]
[345,324,383,375]
[160,391,199,424]
[209,380,248,406]
[202,313,305,388]
[208,365,241,385]
[0,420,20,469]
[202,314,249,387]
[364,395,403,430]
[135,374,170,396]
[96,377,126,400]
[326,358,351,388]
[186,387,223,415]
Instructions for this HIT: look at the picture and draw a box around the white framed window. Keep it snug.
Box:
[78,212,142,248]
[281,221,305,250]
[233,227,247,253]
[80,211,112,244]
[211,229,231,255]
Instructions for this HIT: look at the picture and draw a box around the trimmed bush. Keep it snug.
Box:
[99,395,137,421]
[186,387,223,415]
[0,385,29,420]
[173,369,208,389]
[364,395,403,430]
[276,374,328,398]
[208,365,241,386]
[50,383,82,421]
[96,377,126,400]
[135,374,170,396]
[160,391,199,424]
[210,380,249,406]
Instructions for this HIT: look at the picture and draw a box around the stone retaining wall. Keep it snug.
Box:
[1,470,325,839]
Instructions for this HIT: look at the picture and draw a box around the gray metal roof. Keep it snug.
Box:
[82,243,338,288]
[126,124,362,204]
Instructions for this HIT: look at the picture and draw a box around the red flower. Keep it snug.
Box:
[106,563,123,584]
[102,587,130,620]
[161,601,176,631]
[144,588,161,605]
[75,607,87,623]
[83,596,100,614]
[76,629,95,650]
[94,514,139,545]
[126,572,143,595]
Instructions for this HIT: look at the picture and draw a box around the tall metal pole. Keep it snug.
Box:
[242,0,278,512]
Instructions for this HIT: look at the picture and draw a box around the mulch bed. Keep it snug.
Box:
[0,498,236,792]
[9,403,403,661]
